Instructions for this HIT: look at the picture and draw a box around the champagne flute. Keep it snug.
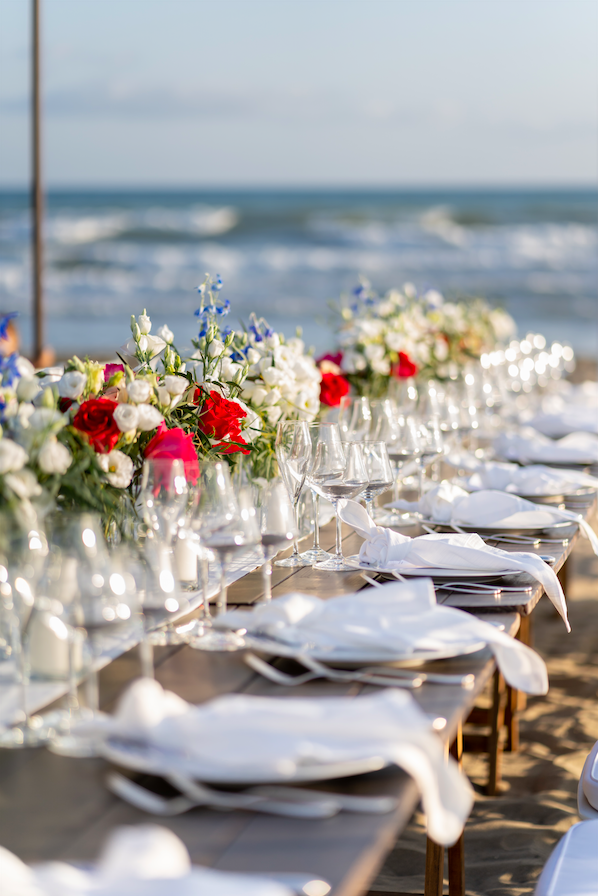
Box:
[258,480,296,601]
[310,437,368,571]
[358,440,394,521]
[299,422,339,564]
[274,421,312,568]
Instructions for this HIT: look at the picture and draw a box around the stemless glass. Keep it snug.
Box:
[258,480,296,602]
[274,421,312,568]
[310,438,368,572]
[299,422,339,564]
[358,440,394,521]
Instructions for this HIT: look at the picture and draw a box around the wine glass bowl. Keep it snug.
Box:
[274,421,312,568]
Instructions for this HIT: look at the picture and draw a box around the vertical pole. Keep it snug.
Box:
[32,0,43,362]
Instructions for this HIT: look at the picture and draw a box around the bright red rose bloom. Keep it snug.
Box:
[144,423,200,484]
[319,372,350,407]
[72,398,121,453]
[391,352,418,379]
[195,389,250,455]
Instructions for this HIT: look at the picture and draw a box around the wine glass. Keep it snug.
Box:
[274,421,312,568]
[139,458,188,542]
[299,422,339,564]
[309,437,368,572]
[416,416,444,498]
[373,404,422,522]
[258,480,296,602]
[196,463,260,613]
[358,440,394,521]
[339,396,372,441]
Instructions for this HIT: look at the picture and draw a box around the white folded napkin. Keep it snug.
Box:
[461,462,598,497]
[0,825,292,896]
[87,678,473,847]
[495,428,598,465]
[339,501,570,631]
[217,583,548,695]
[388,484,598,556]
[523,381,598,438]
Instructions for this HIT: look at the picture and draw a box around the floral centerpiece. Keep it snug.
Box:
[331,279,516,397]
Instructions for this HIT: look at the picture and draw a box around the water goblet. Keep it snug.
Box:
[310,438,368,572]
[358,440,394,521]
[258,480,296,601]
[274,421,312,568]
[299,422,340,564]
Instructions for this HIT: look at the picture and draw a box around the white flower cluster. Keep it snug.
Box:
[238,321,321,426]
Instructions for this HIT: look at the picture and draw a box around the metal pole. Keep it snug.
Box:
[32,0,43,362]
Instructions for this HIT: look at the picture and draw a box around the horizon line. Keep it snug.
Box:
[0,181,597,192]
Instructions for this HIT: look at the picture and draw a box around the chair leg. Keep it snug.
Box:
[425,837,445,896]
[505,683,520,752]
[446,724,465,896]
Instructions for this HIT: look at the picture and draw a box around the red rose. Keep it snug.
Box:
[58,397,74,413]
[144,423,200,484]
[195,389,250,455]
[319,372,351,407]
[72,398,121,454]
[391,352,418,379]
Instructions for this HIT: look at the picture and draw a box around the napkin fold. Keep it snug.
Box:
[523,380,598,438]
[339,501,570,631]
[460,462,598,497]
[218,583,548,695]
[494,428,598,465]
[87,678,473,847]
[0,825,292,896]
[388,484,598,556]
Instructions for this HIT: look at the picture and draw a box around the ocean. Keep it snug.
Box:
[0,187,596,360]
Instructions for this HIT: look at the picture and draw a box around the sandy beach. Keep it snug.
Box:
[371,509,598,895]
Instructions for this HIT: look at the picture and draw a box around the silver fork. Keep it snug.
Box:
[438,581,533,593]
[244,651,423,689]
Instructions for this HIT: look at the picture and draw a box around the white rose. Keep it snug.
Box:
[138,313,152,335]
[265,405,283,426]
[135,404,164,432]
[126,380,153,404]
[207,339,225,358]
[58,370,87,400]
[15,357,35,378]
[98,450,134,488]
[37,437,72,475]
[163,375,187,397]
[250,386,268,407]
[113,403,140,432]
[16,377,41,403]
[5,469,42,499]
[0,439,28,473]
[262,367,287,388]
[29,408,65,431]
[156,324,174,344]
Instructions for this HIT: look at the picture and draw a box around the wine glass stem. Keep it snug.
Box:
[365,497,375,520]
[16,625,31,730]
[418,458,425,498]
[67,629,83,712]
[261,555,273,602]
[334,501,343,561]
[200,554,211,622]
[312,491,321,550]
[85,637,100,713]
[290,498,302,558]
[217,558,228,615]
[139,624,154,679]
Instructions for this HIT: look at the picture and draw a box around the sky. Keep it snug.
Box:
[1,0,597,187]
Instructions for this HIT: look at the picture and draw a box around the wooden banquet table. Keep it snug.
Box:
[0,489,595,896]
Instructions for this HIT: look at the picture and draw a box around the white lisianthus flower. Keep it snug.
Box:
[156,386,171,407]
[207,339,225,358]
[37,437,72,475]
[403,282,417,299]
[246,348,261,366]
[124,335,165,359]
[15,357,35,378]
[265,405,283,426]
[126,380,153,404]
[262,366,288,388]
[138,313,152,335]
[113,403,140,432]
[5,469,42,499]
[364,343,386,363]
[135,404,164,432]
[232,398,262,443]
[98,450,134,488]
[263,388,281,407]
[377,300,394,317]
[341,350,367,373]
[156,324,174,344]
[0,439,28,473]
[250,386,268,407]
[58,370,87,400]
[219,358,242,382]
[163,375,188,397]
[385,331,405,352]
[434,337,449,361]
[240,382,256,400]
[29,408,65,431]
[264,332,280,350]
[16,377,41,403]
[17,402,36,423]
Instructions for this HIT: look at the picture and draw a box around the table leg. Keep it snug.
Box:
[425,837,445,896]
[447,725,465,896]
[487,670,507,796]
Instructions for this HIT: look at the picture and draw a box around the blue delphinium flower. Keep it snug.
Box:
[0,352,23,387]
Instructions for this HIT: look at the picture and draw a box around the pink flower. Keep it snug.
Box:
[104,363,125,383]
[144,423,200,485]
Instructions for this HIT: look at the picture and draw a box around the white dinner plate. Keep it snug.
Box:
[242,631,487,667]
[419,516,574,536]
[346,555,516,582]
[100,736,389,784]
